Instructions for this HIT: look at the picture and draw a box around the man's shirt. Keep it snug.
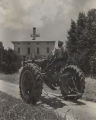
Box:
[52,46,65,59]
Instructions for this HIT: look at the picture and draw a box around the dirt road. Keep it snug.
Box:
[0,79,96,120]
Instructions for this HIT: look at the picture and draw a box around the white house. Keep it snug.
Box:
[12,40,55,59]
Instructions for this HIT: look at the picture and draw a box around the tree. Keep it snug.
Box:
[1,48,22,74]
[67,9,96,75]
[0,42,4,66]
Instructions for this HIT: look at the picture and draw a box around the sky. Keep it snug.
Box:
[0,0,96,49]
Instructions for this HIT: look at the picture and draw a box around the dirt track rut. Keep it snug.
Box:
[0,80,96,120]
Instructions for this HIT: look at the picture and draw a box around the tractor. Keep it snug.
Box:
[19,51,85,105]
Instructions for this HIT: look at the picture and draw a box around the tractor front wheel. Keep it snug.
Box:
[19,63,43,104]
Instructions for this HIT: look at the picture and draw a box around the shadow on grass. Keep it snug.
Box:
[40,95,86,109]
[72,100,86,105]
[40,96,66,109]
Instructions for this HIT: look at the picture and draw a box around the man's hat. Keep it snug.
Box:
[58,40,63,46]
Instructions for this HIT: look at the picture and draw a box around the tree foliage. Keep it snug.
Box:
[67,9,96,75]
[1,48,22,74]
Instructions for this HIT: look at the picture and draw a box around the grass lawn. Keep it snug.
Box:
[0,72,96,102]
[82,77,96,102]
[0,91,64,120]
[0,72,19,84]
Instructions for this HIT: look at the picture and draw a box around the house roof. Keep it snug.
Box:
[12,40,56,44]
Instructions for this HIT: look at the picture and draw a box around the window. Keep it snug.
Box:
[46,42,49,45]
[27,43,30,45]
[28,47,30,55]
[18,48,20,54]
[37,47,40,54]
[17,43,20,45]
[36,42,40,45]
[47,47,50,53]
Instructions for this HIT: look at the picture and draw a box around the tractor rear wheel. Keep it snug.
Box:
[60,65,85,101]
[19,63,43,104]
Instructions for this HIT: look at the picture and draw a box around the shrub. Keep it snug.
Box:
[1,48,22,74]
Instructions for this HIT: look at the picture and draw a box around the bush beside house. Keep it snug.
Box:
[0,48,21,74]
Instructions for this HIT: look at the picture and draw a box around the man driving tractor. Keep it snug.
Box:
[47,40,68,71]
